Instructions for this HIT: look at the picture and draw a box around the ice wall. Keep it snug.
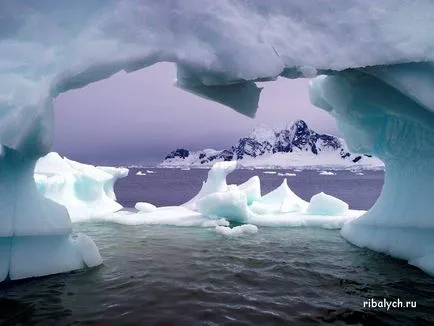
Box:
[2,1,434,278]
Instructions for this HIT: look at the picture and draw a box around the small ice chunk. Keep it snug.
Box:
[146,170,155,174]
[135,202,157,213]
[73,233,103,268]
[215,224,258,236]
[136,171,146,176]
[306,192,349,216]
[277,172,296,177]
[263,171,277,174]
[319,171,336,175]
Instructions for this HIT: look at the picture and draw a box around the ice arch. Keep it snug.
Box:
[2,0,434,279]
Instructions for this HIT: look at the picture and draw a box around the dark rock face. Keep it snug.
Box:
[163,120,366,165]
[165,148,190,160]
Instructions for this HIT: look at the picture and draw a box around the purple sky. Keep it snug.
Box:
[53,63,338,165]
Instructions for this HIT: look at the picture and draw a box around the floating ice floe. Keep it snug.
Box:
[35,153,128,222]
[263,171,277,175]
[319,171,336,176]
[180,167,191,171]
[146,170,156,174]
[136,171,146,176]
[277,172,296,177]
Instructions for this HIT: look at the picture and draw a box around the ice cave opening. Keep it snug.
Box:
[3,1,434,280]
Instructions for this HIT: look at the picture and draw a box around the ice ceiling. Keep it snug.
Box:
[2,0,434,280]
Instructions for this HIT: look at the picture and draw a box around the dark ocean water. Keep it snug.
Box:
[2,168,434,326]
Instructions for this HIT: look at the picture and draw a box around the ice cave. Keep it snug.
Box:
[2,0,434,280]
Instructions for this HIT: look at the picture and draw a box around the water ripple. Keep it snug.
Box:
[1,224,433,325]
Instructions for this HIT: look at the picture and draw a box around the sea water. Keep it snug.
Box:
[2,169,434,325]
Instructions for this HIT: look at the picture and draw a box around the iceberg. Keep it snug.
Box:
[35,152,128,221]
[309,65,434,275]
[2,1,434,279]
[183,163,362,228]
[133,162,362,228]
[0,150,102,282]
[86,161,359,230]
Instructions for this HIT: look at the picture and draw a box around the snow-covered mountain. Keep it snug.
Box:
[159,120,384,169]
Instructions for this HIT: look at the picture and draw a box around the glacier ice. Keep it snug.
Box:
[2,1,434,279]
[35,152,128,221]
